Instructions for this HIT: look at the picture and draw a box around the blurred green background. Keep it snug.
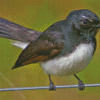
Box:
[0,0,100,100]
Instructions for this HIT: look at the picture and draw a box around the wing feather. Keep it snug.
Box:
[12,40,63,69]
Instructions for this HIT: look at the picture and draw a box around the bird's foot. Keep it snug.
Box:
[78,80,85,91]
[49,81,56,91]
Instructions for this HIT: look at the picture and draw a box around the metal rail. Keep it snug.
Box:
[0,83,100,91]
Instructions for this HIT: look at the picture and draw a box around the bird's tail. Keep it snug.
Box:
[11,40,29,49]
[0,17,42,42]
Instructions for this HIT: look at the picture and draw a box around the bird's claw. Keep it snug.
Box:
[49,82,56,91]
[78,80,85,91]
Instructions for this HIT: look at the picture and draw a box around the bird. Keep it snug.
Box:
[0,9,100,91]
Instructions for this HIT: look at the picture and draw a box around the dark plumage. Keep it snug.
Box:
[12,9,100,69]
[0,9,100,91]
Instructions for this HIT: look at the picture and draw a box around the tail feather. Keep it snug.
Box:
[0,17,43,69]
[0,17,42,42]
[11,40,29,49]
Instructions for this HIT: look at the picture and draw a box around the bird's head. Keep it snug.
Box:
[66,9,100,37]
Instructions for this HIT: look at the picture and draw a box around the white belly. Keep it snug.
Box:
[40,43,94,76]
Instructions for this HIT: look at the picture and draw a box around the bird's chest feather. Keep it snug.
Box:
[40,43,94,76]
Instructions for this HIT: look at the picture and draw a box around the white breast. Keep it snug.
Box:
[40,43,94,76]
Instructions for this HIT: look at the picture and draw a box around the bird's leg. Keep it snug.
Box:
[74,74,85,91]
[48,75,56,91]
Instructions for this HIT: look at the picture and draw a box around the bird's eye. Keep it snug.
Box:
[83,20,88,24]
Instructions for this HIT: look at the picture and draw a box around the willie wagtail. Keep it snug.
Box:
[0,9,100,91]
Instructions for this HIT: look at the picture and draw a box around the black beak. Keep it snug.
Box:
[93,24,100,28]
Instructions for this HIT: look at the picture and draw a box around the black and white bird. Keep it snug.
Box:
[0,9,100,91]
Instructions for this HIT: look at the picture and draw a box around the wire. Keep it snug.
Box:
[0,83,100,91]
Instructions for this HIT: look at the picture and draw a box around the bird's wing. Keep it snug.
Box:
[12,39,63,69]
[0,17,42,42]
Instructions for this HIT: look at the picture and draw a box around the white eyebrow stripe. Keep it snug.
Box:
[81,15,93,22]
